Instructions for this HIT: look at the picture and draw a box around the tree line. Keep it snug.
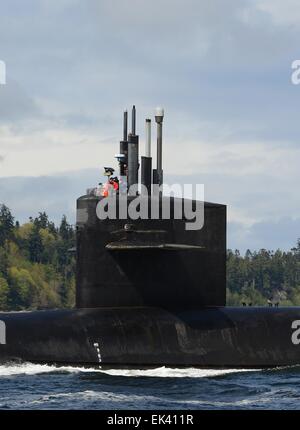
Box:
[1,203,300,310]
[227,245,300,306]
[0,204,75,310]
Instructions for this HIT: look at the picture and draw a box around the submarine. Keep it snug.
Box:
[1,105,300,369]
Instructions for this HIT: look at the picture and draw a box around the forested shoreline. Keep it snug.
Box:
[227,245,300,306]
[0,204,75,311]
[0,203,300,310]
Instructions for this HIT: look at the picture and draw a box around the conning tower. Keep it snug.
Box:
[76,107,226,310]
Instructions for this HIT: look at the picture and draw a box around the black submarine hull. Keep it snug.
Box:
[0,306,300,368]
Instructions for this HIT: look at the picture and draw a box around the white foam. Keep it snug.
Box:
[0,363,92,376]
[28,390,158,405]
[26,390,273,408]
[0,363,260,378]
[99,366,259,378]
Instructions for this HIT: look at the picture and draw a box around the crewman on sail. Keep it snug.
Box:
[101,167,119,196]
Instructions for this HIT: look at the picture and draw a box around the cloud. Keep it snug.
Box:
[0,0,298,146]
[0,80,38,123]
[0,170,98,225]
[228,217,300,253]
[256,0,300,26]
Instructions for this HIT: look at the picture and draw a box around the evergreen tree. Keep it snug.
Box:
[59,215,74,242]
[0,205,14,246]
[28,226,44,263]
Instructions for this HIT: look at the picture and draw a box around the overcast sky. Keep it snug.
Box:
[0,0,300,252]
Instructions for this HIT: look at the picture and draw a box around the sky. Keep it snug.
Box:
[0,0,300,252]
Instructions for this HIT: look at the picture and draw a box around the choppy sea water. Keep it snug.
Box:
[0,363,299,409]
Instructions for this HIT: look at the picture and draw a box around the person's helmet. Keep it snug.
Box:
[104,167,115,177]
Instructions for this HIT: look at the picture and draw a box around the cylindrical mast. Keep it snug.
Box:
[141,118,152,195]
[155,107,164,186]
[128,134,139,195]
[123,110,128,142]
[132,105,136,135]
[119,110,128,177]
[145,118,151,158]
[127,105,139,195]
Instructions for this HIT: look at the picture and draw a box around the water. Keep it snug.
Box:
[0,364,299,409]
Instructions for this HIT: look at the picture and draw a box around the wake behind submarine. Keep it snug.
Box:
[1,105,300,368]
